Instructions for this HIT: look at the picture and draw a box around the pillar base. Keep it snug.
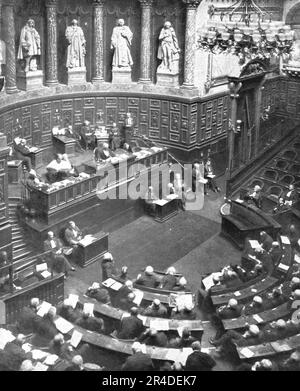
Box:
[6,86,19,94]
[180,83,199,96]
[92,76,104,84]
[67,67,87,85]
[112,67,132,84]
[138,78,152,84]
[156,69,179,87]
[17,70,44,91]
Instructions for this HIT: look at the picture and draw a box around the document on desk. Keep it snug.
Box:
[32,349,49,361]
[240,347,255,358]
[166,194,178,200]
[110,281,123,291]
[149,319,169,331]
[202,272,222,290]
[281,236,290,245]
[79,235,96,247]
[177,326,185,337]
[253,314,264,324]
[36,263,48,272]
[41,270,51,279]
[154,199,169,206]
[249,240,261,249]
[102,278,117,288]
[70,329,83,348]
[175,294,194,312]
[68,294,79,309]
[22,343,32,353]
[278,263,289,271]
[207,174,216,178]
[37,301,52,317]
[132,289,144,306]
[54,317,74,334]
[44,354,59,366]
[83,303,95,317]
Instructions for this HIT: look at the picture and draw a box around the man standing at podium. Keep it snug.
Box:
[65,221,83,248]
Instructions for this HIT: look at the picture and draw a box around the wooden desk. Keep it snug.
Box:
[77,231,109,268]
[212,275,278,306]
[28,149,44,170]
[153,196,179,223]
[7,160,23,184]
[53,135,76,157]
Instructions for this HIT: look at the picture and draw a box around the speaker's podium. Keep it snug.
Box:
[153,195,179,223]
[76,231,108,268]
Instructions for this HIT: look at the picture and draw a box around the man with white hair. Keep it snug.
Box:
[217,298,244,320]
[101,252,117,281]
[171,302,196,320]
[86,282,111,305]
[242,295,264,316]
[159,267,178,290]
[17,297,40,333]
[259,231,274,252]
[75,308,105,334]
[64,221,83,249]
[244,184,262,208]
[173,276,188,291]
[44,231,75,278]
[121,341,154,371]
[139,327,168,348]
[136,266,159,288]
[94,142,115,163]
[142,299,168,318]
[20,359,34,371]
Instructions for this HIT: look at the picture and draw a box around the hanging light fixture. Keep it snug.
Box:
[197,0,295,64]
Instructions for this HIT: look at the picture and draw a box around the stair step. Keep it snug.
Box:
[13,249,33,262]
[12,234,24,241]
[12,229,22,234]
[12,242,27,251]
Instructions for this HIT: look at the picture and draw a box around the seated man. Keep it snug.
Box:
[283,184,298,207]
[185,341,216,372]
[117,307,144,340]
[13,137,32,171]
[94,142,115,163]
[135,266,159,289]
[204,157,220,193]
[173,276,188,291]
[17,298,40,333]
[85,282,111,305]
[64,221,83,249]
[142,299,168,318]
[101,252,117,282]
[75,310,105,334]
[79,120,95,150]
[57,298,81,323]
[139,328,168,348]
[171,302,196,320]
[4,334,32,371]
[36,306,58,340]
[169,328,197,348]
[118,292,136,312]
[244,185,262,208]
[26,169,44,190]
[109,123,122,151]
[259,231,274,252]
[44,231,75,278]
[273,197,287,214]
[217,298,244,320]
[159,267,177,290]
[46,153,74,183]
[242,295,265,316]
[0,251,11,294]
[288,224,300,252]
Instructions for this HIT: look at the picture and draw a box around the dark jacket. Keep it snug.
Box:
[160,274,177,290]
[75,315,104,334]
[139,331,168,348]
[136,274,160,289]
[185,351,216,371]
[121,352,154,371]
[118,315,144,340]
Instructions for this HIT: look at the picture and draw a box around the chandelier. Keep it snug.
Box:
[197,0,295,64]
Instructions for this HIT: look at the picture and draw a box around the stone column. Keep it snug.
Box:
[3,0,18,94]
[138,0,153,84]
[182,0,200,89]
[92,0,105,83]
[45,0,58,86]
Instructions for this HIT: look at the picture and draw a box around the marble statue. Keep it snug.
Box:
[157,21,180,73]
[17,19,41,72]
[65,19,86,69]
[111,19,133,69]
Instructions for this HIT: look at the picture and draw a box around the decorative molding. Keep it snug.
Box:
[139,0,154,7]
[182,0,201,10]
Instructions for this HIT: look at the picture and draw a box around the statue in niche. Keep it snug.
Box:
[157,21,180,73]
[111,19,133,69]
[17,19,41,72]
[288,40,300,66]
[65,19,86,69]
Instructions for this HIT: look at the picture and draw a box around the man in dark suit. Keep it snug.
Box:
[185,341,216,371]
[44,231,75,278]
[117,307,144,340]
[64,221,83,248]
[57,299,81,323]
[36,306,58,341]
[268,241,283,267]
[121,342,154,371]
[13,137,32,171]
[142,299,168,318]
[118,292,136,312]
[139,328,168,348]
[135,266,160,289]
[86,282,111,305]
[171,303,197,320]
[75,310,105,334]
[17,297,41,333]
[101,252,117,282]
[79,120,95,150]
[4,334,32,371]
[259,231,273,252]
[242,295,265,316]
[217,298,244,320]
[169,328,197,348]
[94,142,115,163]
[159,267,178,290]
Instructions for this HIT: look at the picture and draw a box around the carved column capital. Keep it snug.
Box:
[182,0,201,9]
[92,0,105,6]
[138,0,154,7]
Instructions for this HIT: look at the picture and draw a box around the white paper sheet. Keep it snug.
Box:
[41,270,51,279]
[43,354,59,366]
[31,349,49,361]
[37,301,52,317]
[149,319,169,331]
[110,281,123,291]
[83,303,94,317]
[22,343,32,353]
[165,349,181,362]
[253,314,264,323]
[68,294,79,309]
[240,347,255,358]
[33,362,49,371]
[281,236,290,245]
[278,263,289,271]
[102,278,117,288]
[249,240,261,249]
[0,329,15,350]
[36,263,48,272]
[234,291,241,297]
[70,330,83,348]
[132,290,144,306]
[54,317,74,334]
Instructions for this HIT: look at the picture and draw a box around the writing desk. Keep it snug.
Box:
[53,135,76,157]
[153,196,179,223]
[77,231,108,268]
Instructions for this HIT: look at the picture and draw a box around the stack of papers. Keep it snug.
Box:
[83,303,94,317]
[68,294,79,309]
[132,289,144,306]
[36,263,48,272]
[70,330,83,348]
[278,263,289,272]
[79,235,96,247]
[32,349,49,361]
[54,317,74,334]
[249,240,262,249]
[44,354,59,366]
[173,294,194,312]
[41,270,51,279]
[149,319,169,331]
[281,236,291,245]
[240,347,255,358]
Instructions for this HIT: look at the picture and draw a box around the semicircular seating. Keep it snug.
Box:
[266,185,283,200]
[279,175,295,186]
[290,164,300,175]
[293,142,300,150]
[275,160,290,171]
[282,149,297,161]
[263,169,278,181]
